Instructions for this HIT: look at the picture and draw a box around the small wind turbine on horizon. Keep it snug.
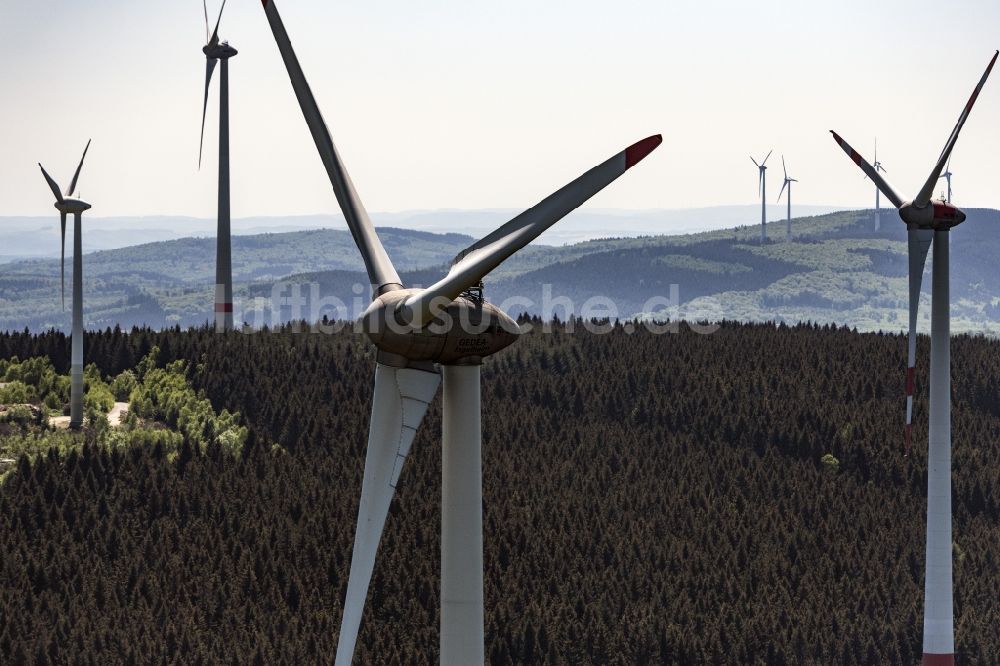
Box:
[259,1,661,664]
[199,0,237,332]
[750,150,772,242]
[939,158,953,203]
[831,49,997,666]
[776,156,798,241]
[38,140,92,430]
[865,139,889,231]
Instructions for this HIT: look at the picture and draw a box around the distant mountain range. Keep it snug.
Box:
[0,205,855,261]
[2,208,999,335]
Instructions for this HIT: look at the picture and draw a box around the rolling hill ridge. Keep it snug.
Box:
[2,208,999,334]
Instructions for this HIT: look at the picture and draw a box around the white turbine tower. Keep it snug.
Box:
[831,49,997,666]
[868,139,889,231]
[776,156,798,241]
[751,150,772,242]
[259,2,662,663]
[199,0,237,332]
[939,159,954,203]
[39,140,92,430]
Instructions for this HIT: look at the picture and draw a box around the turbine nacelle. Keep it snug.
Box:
[362,288,519,365]
[203,42,238,59]
[53,198,91,215]
[898,200,965,229]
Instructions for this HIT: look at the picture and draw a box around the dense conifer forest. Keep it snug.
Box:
[0,321,999,664]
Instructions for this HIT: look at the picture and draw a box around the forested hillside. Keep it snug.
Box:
[0,323,999,663]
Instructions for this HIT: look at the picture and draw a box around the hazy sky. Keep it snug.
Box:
[1,0,998,219]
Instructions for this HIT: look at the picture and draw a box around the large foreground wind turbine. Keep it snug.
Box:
[260,2,661,663]
[750,150,772,242]
[39,140,92,429]
[199,0,237,331]
[776,156,798,241]
[831,49,997,666]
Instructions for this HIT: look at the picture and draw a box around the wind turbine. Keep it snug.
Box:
[776,156,798,241]
[38,140,92,430]
[750,150,772,242]
[259,1,661,663]
[868,139,889,231]
[199,0,237,332]
[831,49,997,666]
[939,159,953,203]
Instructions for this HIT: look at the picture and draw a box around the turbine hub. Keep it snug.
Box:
[361,288,519,365]
[899,201,965,229]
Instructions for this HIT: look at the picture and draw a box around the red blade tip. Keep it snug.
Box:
[625,135,662,169]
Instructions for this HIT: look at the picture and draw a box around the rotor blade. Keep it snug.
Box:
[39,164,64,204]
[782,155,787,180]
[209,0,226,46]
[913,50,997,207]
[904,228,934,455]
[758,169,763,197]
[400,134,662,326]
[750,155,760,168]
[336,362,441,666]
[66,139,91,197]
[203,0,210,43]
[777,178,788,203]
[761,149,772,166]
[830,131,904,208]
[199,58,218,169]
[261,0,401,293]
[60,212,67,310]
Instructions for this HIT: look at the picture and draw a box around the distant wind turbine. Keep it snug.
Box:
[831,49,997,666]
[866,139,889,231]
[750,150,772,242]
[776,156,798,241]
[939,159,953,203]
[39,140,92,430]
[199,0,237,331]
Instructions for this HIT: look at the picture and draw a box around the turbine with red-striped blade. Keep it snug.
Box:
[260,2,662,663]
[199,0,237,331]
[830,49,997,666]
[38,140,93,430]
[750,150,771,242]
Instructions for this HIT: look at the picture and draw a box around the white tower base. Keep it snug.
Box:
[70,212,84,429]
[440,364,484,665]
[760,170,767,243]
[785,188,791,241]
[214,56,234,332]
[922,230,953,665]
[875,188,881,232]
